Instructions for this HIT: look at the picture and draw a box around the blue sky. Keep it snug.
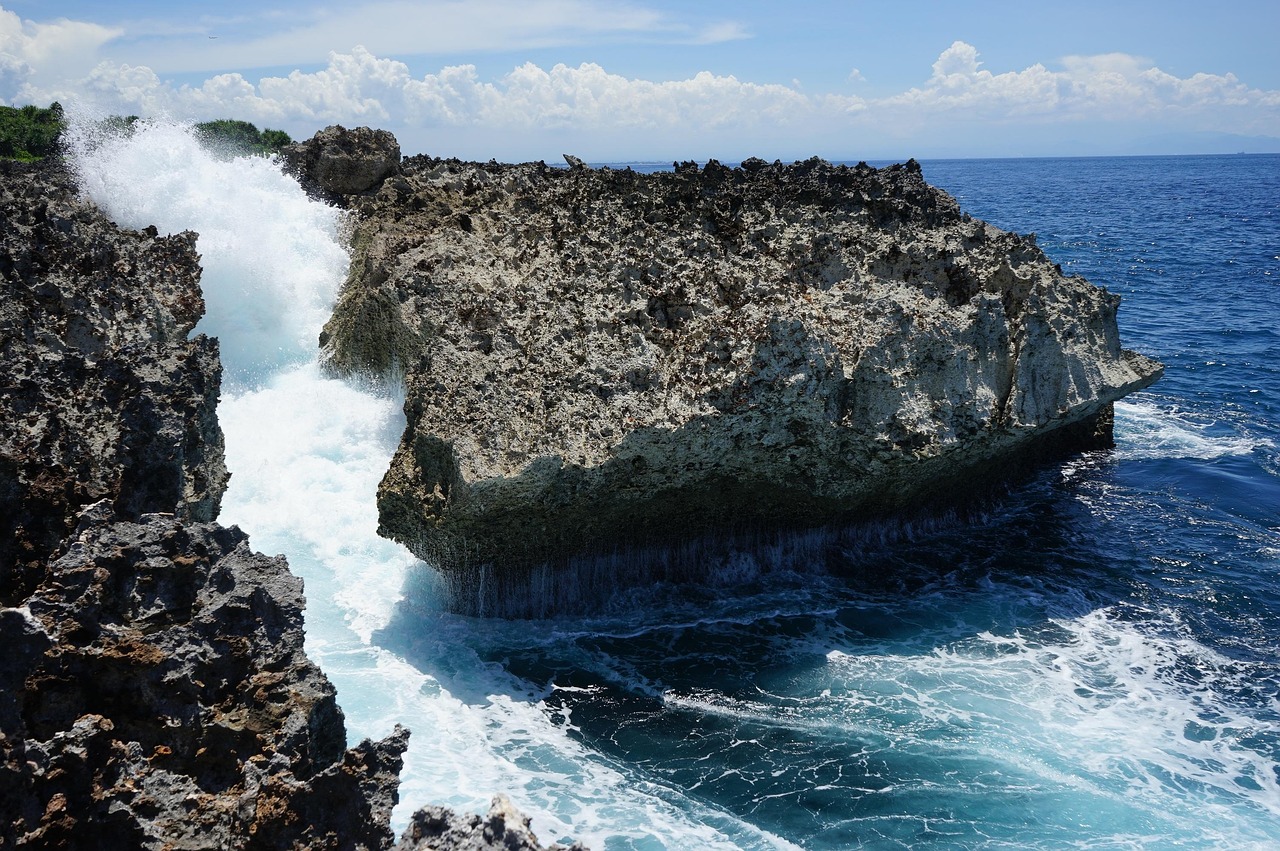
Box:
[3,0,1278,160]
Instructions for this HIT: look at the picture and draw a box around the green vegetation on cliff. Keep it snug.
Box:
[0,103,65,160]
[194,119,292,155]
[0,105,293,161]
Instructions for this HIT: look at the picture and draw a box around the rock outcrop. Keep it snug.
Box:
[0,156,408,848]
[315,139,1162,614]
[3,156,568,850]
[1,507,408,850]
[395,795,586,851]
[280,125,401,199]
[0,159,227,602]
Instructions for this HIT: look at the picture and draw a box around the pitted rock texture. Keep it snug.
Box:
[322,151,1162,609]
[395,795,586,851]
[0,158,227,602]
[281,125,401,199]
[0,507,408,850]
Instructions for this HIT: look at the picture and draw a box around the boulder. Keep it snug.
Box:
[280,125,401,197]
[396,794,586,851]
[322,153,1162,614]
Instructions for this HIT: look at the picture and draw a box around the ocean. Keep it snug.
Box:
[69,126,1279,849]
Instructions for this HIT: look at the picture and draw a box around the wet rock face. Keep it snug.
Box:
[0,508,408,850]
[322,149,1162,612]
[0,159,228,602]
[281,125,401,198]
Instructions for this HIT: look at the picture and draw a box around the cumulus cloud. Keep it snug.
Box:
[37,46,813,136]
[0,7,122,101]
[884,40,1280,127]
[13,29,1280,158]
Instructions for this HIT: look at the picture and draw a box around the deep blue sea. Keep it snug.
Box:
[75,130,1279,850]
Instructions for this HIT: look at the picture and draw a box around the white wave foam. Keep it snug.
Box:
[68,117,796,849]
[1114,399,1272,461]
[67,119,349,385]
[818,607,1280,844]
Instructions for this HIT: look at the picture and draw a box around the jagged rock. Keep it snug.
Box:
[0,507,408,849]
[280,125,401,198]
[395,795,586,851]
[0,145,587,850]
[0,158,227,602]
[316,149,1162,614]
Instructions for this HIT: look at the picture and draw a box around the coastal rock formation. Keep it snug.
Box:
[1,507,408,849]
[281,125,401,199]
[316,137,1162,614]
[0,159,227,602]
[3,156,566,850]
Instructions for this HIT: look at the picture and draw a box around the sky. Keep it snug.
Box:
[2,0,1278,162]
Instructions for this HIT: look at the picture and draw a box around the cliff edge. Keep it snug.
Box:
[301,130,1162,616]
[0,157,410,849]
[0,155,577,849]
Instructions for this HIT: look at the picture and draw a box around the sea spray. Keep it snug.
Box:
[67,118,798,849]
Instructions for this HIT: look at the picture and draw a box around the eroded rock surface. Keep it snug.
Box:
[318,143,1162,613]
[280,125,401,199]
[0,158,227,601]
[0,507,408,850]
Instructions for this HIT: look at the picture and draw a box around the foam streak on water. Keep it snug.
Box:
[67,120,799,849]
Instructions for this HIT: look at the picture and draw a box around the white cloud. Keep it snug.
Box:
[880,41,1280,128]
[11,19,1280,159]
[0,7,122,101]
[37,46,813,137]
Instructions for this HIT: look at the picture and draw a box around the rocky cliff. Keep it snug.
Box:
[0,156,412,849]
[0,155,576,849]
[0,159,226,602]
[303,133,1162,616]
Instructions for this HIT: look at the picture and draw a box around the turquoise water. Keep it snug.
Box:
[73,127,1280,849]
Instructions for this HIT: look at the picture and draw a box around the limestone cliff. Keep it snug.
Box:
[305,133,1162,616]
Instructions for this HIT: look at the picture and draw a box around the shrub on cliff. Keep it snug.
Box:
[194,118,293,156]
[0,103,65,160]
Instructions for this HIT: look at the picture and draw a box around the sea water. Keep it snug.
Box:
[69,125,1280,849]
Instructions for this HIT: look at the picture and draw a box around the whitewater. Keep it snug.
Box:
[69,124,1280,849]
